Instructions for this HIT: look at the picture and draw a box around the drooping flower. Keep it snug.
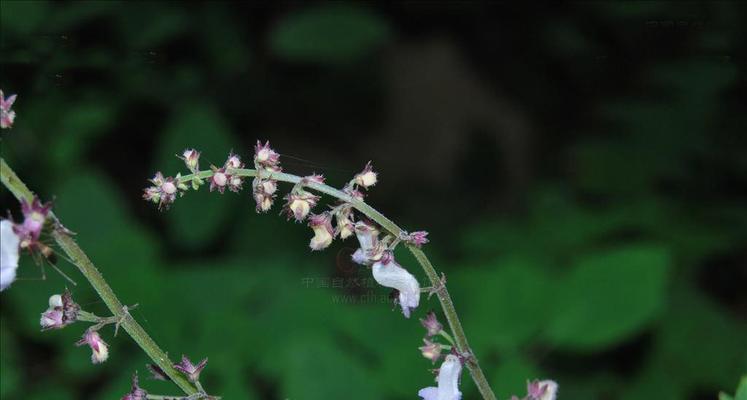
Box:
[308,212,334,251]
[173,355,208,383]
[77,330,109,364]
[418,354,463,400]
[254,140,280,168]
[334,205,355,239]
[0,219,21,291]
[371,252,420,318]
[354,161,377,189]
[419,338,442,364]
[121,372,148,400]
[420,311,443,337]
[351,220,381,265]
[0,90,17,129]
[526,380,558,400]
[181,149,201,173]
[284,192,319,222]
[40,290,80,330]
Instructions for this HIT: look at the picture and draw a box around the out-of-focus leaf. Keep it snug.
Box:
[0,320,20,398]
[154,104,236,248]
[50,102,117,169]
[545,244,671,350]
[270,5,391,65]
[456,256,553,354]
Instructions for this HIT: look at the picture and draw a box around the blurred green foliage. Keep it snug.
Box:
[1,1,746,400]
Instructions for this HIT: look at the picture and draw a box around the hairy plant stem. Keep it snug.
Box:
[1,158,199,396]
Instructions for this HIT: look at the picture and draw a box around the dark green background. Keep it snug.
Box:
[1,1,745,399]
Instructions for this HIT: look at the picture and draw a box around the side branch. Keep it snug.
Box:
[1,158,199,396]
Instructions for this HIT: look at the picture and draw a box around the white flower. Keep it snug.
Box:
[351,221,381,265]
[1,220,21,291]
[371,253,420,318]
[418,354,463,400]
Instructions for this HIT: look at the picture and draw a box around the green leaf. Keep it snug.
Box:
[0,0,50,35]
[154,104,236,247]
[270,5,391,65]
[546,244,671,350]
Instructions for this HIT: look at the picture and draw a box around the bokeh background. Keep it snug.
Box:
[1,1,746,399]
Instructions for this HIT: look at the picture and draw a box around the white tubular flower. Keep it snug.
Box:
[371,253,420,318]
[1,220,21,291]
[418,354,463,400]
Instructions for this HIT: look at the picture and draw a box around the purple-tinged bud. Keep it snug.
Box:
[284,192,319,222]
[181,149,201,173]
[372,252,420,318]
[16,197,52,242]
[173,355,208,383]
[419,339,442,364]
[252,177,278,213]
[77,330,109,364]
[209,167,228,193]
[145,172,180,210]
[0,90,17,129]
[404,231,429,247]
[302,174,325,185]
[254,140,280,168]
[308,212,334,251]
[225,153,244,170]
[420,311,443,337]
[122,372,148,400]
[354,161,377,189]
[527,380,558,400]
[1,220,21,291]
[41,290,80,330]
[228,175,244,193]
[418,354,462,400]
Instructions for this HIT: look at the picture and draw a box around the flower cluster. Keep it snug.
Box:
[0,89,17,129]
[1,197,53,291]
[40,290,80,330]
[252,140,281,212]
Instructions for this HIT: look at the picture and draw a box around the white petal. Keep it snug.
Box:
[371,257,420,317]
[1,220,21,291]
[418,355,463,400]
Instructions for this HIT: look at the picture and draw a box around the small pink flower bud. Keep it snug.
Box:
[262,180,277,195]
[181,149,201,173]
[419,339,442,364]
[404,231,429,247]
[284,192,319,222]
[122,373,148,400]
[225,153,244,170]
[527,380,558,400]
[209,167,228,193]
[254,140,280,168]
[16,197,52,242]
[354,162,377,189]
[145,172,180,209]
[41,290,80,330]
[77,330,109,364]
[308,212,334,251]
[0,90,17,129]
[420,311,443,337]
[302,174,325,185]
[173,355,208,383]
